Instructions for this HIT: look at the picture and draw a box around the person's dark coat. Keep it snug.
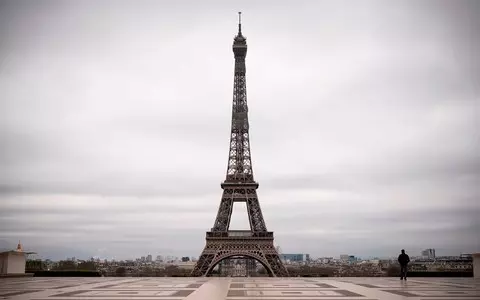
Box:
[398,253,410,266]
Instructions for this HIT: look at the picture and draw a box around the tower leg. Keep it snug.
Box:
[191,248,215,277]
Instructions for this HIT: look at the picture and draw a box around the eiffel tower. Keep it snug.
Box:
[191,13,288,277]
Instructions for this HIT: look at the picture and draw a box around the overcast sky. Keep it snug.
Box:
[1,0,479,260]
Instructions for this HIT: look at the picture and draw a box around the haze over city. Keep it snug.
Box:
[1,0,479,261]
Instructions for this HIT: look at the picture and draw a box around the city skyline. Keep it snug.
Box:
[1,0,479,260]
[0,242,467,262]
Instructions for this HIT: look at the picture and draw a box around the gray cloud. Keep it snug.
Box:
[1,0,479,260]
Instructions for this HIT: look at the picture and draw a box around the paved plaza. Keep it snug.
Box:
[0,277,479,300]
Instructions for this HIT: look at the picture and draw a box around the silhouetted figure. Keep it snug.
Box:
[398,249,410,280]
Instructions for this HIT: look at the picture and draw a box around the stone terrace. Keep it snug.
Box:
[0,277,479,300]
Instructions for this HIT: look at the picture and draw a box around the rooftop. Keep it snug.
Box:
[0,277,479,299]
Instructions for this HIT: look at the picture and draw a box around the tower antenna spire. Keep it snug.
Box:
[238,11,242,35]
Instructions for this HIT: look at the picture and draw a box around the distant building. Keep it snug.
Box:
[318,257,333,264]
[281,254,309,262]
[0,241,35,275]
[473,253,480,279]
[146,255,152,262]
[176,261,196,270]
[340,255,350,261]
[421,249,436,259]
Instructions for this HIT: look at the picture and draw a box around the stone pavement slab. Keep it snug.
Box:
[0,277,479,300]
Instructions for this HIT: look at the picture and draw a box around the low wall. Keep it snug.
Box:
[389,271,473,277]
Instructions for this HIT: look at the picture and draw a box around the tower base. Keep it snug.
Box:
[191,231,289,277]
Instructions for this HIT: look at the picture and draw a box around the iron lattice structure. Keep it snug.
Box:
[191,13,288,277]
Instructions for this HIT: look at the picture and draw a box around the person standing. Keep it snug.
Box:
[398,249,410,280]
